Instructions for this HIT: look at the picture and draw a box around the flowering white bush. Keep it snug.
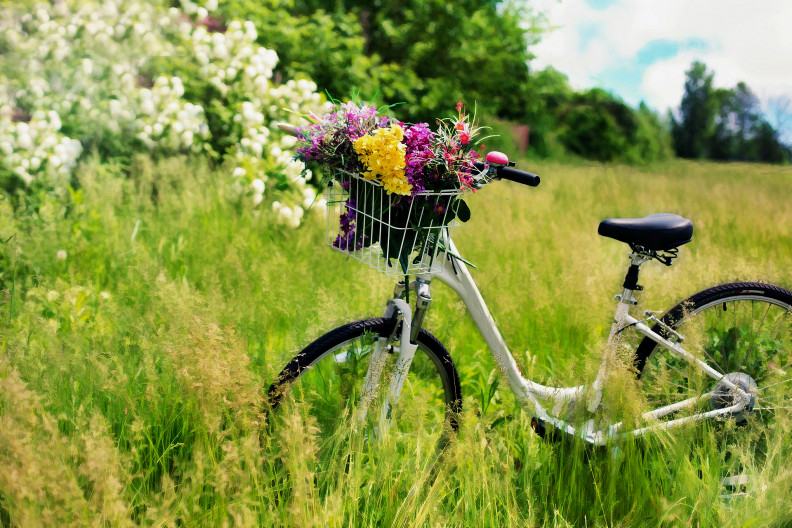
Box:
[0,0,325,227]
[186,16,325,226]
[131,76,210,152]
[0,101,82,190]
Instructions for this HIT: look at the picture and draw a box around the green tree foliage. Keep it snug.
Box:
[672,61,789,163]
[521,67,573,158]
[557,90,671,163]
[753,122,791,163]
[219,0,675,164]
[672,61,716,159]
[350,0,541,122]
[221,0,542,123]
[558,89,632,162]
[219,0,379,103]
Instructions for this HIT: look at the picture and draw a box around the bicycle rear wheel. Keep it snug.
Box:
[268,318,462,451]
[635,282,792,481]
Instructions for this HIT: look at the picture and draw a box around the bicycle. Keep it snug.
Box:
[268,148,792,485]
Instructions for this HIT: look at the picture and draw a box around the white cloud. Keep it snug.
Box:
[530,0,792,113]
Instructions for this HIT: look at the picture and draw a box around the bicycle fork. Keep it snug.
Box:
[354,278,432,435]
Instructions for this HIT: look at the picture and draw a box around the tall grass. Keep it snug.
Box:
[1,154,791,526]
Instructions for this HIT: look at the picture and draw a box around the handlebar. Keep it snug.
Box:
[472,161,541,187]
[494,165,541,187]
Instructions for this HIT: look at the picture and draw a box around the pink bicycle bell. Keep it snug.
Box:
[486,151,509,165]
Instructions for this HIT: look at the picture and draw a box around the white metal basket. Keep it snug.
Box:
[325,172,463,276]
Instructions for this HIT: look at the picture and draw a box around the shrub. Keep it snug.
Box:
[0,0,326,226]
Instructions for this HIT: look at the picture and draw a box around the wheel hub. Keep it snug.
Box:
[710,372,758,421]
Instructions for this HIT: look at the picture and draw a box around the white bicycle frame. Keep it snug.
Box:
[359,238,753,446]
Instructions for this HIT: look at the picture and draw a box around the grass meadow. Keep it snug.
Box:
[1,155,792,526]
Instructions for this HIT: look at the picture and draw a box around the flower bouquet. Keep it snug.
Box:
[295,101,490,275]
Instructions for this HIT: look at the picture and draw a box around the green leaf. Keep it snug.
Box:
[455,199,470,222]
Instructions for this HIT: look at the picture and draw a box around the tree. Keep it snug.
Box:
[222,0,544,123]
[753,122,791,163]
[558,89,636,162]
[521,67,573,157]
[672,61,717,159]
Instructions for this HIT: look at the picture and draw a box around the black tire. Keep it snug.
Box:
[268,318,462,446]
[634,282,792,477]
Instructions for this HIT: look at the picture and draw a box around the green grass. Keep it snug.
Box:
[1,154,791,526]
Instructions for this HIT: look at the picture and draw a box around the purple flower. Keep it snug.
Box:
[333,198,365,251]
[295,102,392,175]
[403,123,435,196]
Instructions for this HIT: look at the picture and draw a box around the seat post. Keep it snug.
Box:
[617,252,650,305]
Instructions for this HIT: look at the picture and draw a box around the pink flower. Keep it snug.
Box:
[456,120,470,144]
[456,101,463,112]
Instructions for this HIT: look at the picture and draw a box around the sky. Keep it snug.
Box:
[529,0,792,134]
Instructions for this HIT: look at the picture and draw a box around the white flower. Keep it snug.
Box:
[56,249,67,260]
[251,178,265,193]
[277,205,293,224]
[252,192,263,206]
[214,44,228,60]
[17,133,32,150]
[140,100,155,116]
[81,58,94,76]
[233,167,246,178]
[302,187,316,208]
[109,99,122,116]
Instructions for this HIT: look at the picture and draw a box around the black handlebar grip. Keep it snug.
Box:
[497,166,541,187]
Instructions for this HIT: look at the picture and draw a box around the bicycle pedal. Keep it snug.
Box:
[721,474,749,490]
[719,474,749,500]
[530,417,546,437]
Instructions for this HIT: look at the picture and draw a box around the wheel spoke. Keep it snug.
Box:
[269,318,459,459]
[636,285,792,487]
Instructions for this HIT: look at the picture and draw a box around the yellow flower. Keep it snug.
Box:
[353,125,410,196]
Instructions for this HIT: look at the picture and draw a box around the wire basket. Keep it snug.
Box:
[325,171,464,276]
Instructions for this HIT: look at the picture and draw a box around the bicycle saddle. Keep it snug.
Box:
[598,213,693,251]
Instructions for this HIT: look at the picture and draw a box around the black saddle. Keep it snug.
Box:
[598,213,693,251]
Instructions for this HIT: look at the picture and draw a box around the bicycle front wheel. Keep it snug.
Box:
[268,318,462,449]
[634,282,792,477]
